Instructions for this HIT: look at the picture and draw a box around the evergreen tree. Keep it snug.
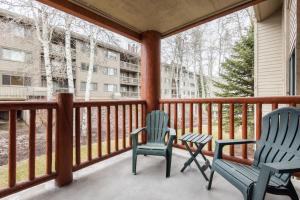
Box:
[214,26,254,132]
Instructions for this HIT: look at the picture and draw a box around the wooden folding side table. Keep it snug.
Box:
[179,133,212,181]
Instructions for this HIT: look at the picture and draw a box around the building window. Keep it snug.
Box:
[190,83,195,87]
[2,75,10,85]
[104,84,117,92]
[80,82,98,91]
[289,49,296,95]
[80,42,89,53]
[106,51,118,60]
[103,67,117,76]
[10,23,31,38]
[81,63,97,72]
[0,47,30,62]
[2,74,31,86]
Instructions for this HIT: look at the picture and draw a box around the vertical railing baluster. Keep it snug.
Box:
[142,104,146,143]
[75,108,81,165]
[198,103,202,134]
[129,104,132,147]
[174,103,178,144]
[189,103,193,132]
[29,109,36,181]
[97,107,102,157]
[242,103,248,159]
[9,110,16,187]
[166,103,171,141]
[207,103,212,151]
[135,104,139,142]
[115,105,119,151]
[122,105,126,148]
[189,103,193,147]
[107,106,111,155]
[46,108,53,174]
[229,104,234,156]
[87,107,92,161]
[181,103,185,145]
[272,103,278,110]
[217,104,222,140]
[256,103,262,140]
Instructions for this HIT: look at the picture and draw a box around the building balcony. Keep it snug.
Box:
[120,61,140,72]
[120,76,140,85]
[1,95,300,199]
[49,44,76,57]
[120,91,139,97]
[0,86,47,100]
[41,64,76,78]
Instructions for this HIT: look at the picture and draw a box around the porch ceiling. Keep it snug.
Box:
[39,0,266,41]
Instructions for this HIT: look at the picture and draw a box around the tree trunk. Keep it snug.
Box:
[65,18,74,94]
[41,16,54,101]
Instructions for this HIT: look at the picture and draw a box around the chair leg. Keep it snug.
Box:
[206,170,214,190]
[287,181,299,200]
[166,154,172,178]
[132,150,137,175]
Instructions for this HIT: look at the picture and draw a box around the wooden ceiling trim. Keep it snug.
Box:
[161,0,267,38]
[37,0,142,42]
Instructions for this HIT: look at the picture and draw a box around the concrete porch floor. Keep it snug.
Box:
[5,149,300,200]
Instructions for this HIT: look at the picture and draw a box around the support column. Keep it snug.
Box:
[141,30,161,113]
[56,93,73,186]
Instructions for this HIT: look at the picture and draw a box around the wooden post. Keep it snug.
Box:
[56,93,73,187]
[141,30,161,113]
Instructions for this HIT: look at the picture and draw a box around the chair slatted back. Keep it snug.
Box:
[253,107,300,184]
[146,110,169,144]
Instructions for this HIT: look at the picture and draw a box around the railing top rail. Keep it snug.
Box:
[0,101,58,111]
[160,96,300,104]
[73,99,146,107]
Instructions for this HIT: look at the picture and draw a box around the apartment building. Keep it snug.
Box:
[0,9,140,100]
[161,63,199,98]
[0,8,198,102]
[254,0,299,113]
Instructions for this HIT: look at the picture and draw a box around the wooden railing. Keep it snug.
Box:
[159,96,300,165]
[1,95,300,198]
[0,102,57,198]
[72,99,146,171]
[0,94,146,198]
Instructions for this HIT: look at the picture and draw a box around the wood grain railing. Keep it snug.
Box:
[0,94,146,198]
[72,99,146,171]
[1,94,300,198]
[0,102,57,198]
[160,96,300,165]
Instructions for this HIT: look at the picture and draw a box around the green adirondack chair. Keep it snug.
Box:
[207,107,300,200]
[131,110,176,177]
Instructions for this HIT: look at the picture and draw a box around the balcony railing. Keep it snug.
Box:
[120,61,139,72]
[120,91,139,97]
[0,86,47,100]
[1,95,300,198]
[159,96,300,165]
[120,76,139,85]
[0,95,146,198]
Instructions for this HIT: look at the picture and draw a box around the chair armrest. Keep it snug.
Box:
[216,139,256,146]
[263,161,300,174]
[131,127,146,148]
[253,161,300,200]
[166,128,176,149]
[214,139,256,159]
[131,127,146,136]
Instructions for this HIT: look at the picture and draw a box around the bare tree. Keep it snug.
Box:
[64,14,75,94]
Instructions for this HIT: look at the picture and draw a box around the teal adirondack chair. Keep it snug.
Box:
[131,110,176,177]
[207,107,300,200]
